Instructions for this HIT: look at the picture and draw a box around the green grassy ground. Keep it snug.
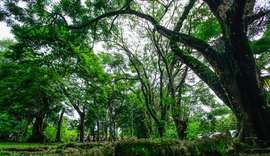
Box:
[0,142,108,155]
[0,142,60,155]
[0,142,58,148]
[1,140,270,156]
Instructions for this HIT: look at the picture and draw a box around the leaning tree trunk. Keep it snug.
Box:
[218,8,270,143]
[196,0,270,144]
[55,108,65,142]
[28,111,46,143]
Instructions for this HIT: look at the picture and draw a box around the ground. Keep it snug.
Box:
[1,138,270,156]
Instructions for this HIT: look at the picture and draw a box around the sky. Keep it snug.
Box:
[0,22,14,40]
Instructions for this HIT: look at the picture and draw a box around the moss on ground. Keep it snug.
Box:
[1,138,270,156]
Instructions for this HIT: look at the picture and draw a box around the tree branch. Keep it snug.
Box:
[246,10,270,24]
[174,0,196,32]
[171,42,233,109]
[59,6,218,65]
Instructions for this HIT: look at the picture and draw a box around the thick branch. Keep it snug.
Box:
[157,25,219,67]
[202,0,222,13]
[170,0,219,70]
[170,42,233,109]
[65,9,158,29]
[62,7,218,64]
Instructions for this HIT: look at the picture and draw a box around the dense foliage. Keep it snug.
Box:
[0,0,270,154]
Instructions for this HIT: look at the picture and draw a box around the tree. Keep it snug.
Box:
[55,108,65,142]
[0,47,63,142]
[42,0,269,144]
[99,51,151,139]
[2,0,270,144]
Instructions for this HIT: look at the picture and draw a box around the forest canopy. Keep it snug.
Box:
[0,0,270,153]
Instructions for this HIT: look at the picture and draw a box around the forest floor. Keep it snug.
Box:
[1,139,270,156]
[0,141,111,155]
[0,142,60,155]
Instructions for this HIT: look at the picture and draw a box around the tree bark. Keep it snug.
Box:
[158,55,166,138]
[135,110,150,138]
[55,108,65,142]
[213,1,270,143]
[28,111,46,143]
[172,84,188,140]
[79,112,85,142]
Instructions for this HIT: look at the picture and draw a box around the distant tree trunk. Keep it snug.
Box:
[172,67,188,139]
[79,112,85,142]
[109,112,112,142]
[113,118,117,141]
[55,108,65,142]
[146,112,153,135]
[135,110,150,138]
[139,122,150,138]
[92,125,95,142]
[109,123,113,142]
[28,111,46,143]
[159,63,166,138]
[158,57,166,138]
[97,120,100,142]
[174,118,187,139]
[104,124,107,140]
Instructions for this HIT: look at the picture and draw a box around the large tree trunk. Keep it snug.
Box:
[224,76,270,144]
[28,111,46,143]
[218,5,270,143]
[55,108,65,142]
[229,75,270,143]
[194,0,270,144]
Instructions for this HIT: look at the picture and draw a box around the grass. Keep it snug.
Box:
[0,142,109,155]
[2,139,269,156]
[0,142,61,155]
[0,142,58,149]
